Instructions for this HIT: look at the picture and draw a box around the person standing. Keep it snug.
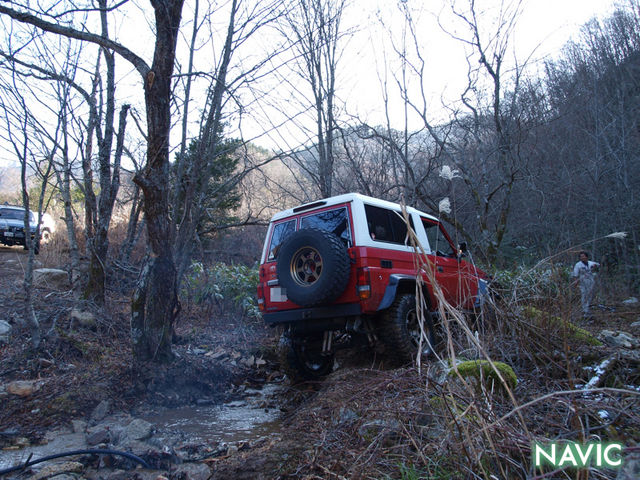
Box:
[572,251,600,317]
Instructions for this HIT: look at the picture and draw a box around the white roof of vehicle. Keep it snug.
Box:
[269,192,439,223]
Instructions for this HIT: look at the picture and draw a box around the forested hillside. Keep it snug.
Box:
[0,1,639,479]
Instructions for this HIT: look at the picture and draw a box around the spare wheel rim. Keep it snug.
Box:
[290,246,323,286]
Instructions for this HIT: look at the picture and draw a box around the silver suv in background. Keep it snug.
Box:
[0,205,40,253]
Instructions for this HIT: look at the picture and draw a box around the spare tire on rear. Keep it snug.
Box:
[276,228,350,307]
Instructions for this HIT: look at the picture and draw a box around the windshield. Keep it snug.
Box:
[0,208,33,222]
[423,220,455,256]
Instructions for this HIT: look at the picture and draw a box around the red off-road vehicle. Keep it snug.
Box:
[257,193,488,379]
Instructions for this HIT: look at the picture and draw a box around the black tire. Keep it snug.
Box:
[276,228,350,307]
[278,333,334,382]
[380,294,438,365]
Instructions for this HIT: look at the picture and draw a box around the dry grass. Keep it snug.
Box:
[275,291,640,479]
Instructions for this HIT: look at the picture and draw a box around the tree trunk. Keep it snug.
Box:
[121,185,143,263]
[131,254,177,362]
[131,0,184,363]
[53,144,81,288]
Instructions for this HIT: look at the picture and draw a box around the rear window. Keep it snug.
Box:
[267,219,296,261]
[300,207,351,245]
[266,206,352,262]
[365,204,413,245]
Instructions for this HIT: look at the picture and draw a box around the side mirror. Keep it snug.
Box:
[458,242,468,253]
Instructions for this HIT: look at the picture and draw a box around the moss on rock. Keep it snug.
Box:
[450,360,518,391]
[523,306,602,346]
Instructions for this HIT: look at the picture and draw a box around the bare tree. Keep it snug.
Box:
[1,10,130,302]
[170,0,286,284]
[119,147,146,264]
[0,0,185,362]
[278,0,349,198]
[513,2,640,275]
[0,36,87,285]
[0,63,59,348]
[79,0,131,304]
[371,0,531,262]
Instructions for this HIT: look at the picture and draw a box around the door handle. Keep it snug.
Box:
[437,266,443,272]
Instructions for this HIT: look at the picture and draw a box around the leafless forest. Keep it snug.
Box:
[0,1,639,478]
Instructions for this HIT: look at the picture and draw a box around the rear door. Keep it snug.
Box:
[260,203,357,312]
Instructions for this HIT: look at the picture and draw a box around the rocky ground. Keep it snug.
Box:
[0,245,292,479]
[1,244,640,479]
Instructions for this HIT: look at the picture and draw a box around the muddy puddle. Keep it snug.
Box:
[0,382,285,473]
[0,431,89,472]
[140,383,284,444]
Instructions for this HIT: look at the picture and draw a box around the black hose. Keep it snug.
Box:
[0,448,150,476]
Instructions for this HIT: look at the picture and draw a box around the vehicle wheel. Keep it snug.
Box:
[380,294,438,365]
[276,228,350,307]
[278,333,334,382]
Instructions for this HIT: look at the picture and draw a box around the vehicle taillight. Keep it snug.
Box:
[257,283,265,311]
[357,267,371,300]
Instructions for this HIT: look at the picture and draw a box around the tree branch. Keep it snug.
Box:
[0,5,149,77]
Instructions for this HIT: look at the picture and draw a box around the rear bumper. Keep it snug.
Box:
[263,302,362,325]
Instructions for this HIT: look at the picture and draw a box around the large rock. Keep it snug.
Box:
[33,268,69,289]
[0,320,10,345]
[450,359,518,391]
[29,461,83,480]
[173,463,211,480]
[0,320,11,335]
[90,399,111,424]
[599,330,639,349]
[6,380,43,397]
[70,309,97,328]
[87,428,111,446]
[120,418,154,443]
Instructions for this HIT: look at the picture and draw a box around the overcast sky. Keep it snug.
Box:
[242,0,619,150]
[0,0,621,167]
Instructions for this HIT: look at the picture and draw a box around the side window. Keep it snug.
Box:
[423,220,454,256]
[267,219,296,260]
[300,207,351,245]
[365,205,414,245]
